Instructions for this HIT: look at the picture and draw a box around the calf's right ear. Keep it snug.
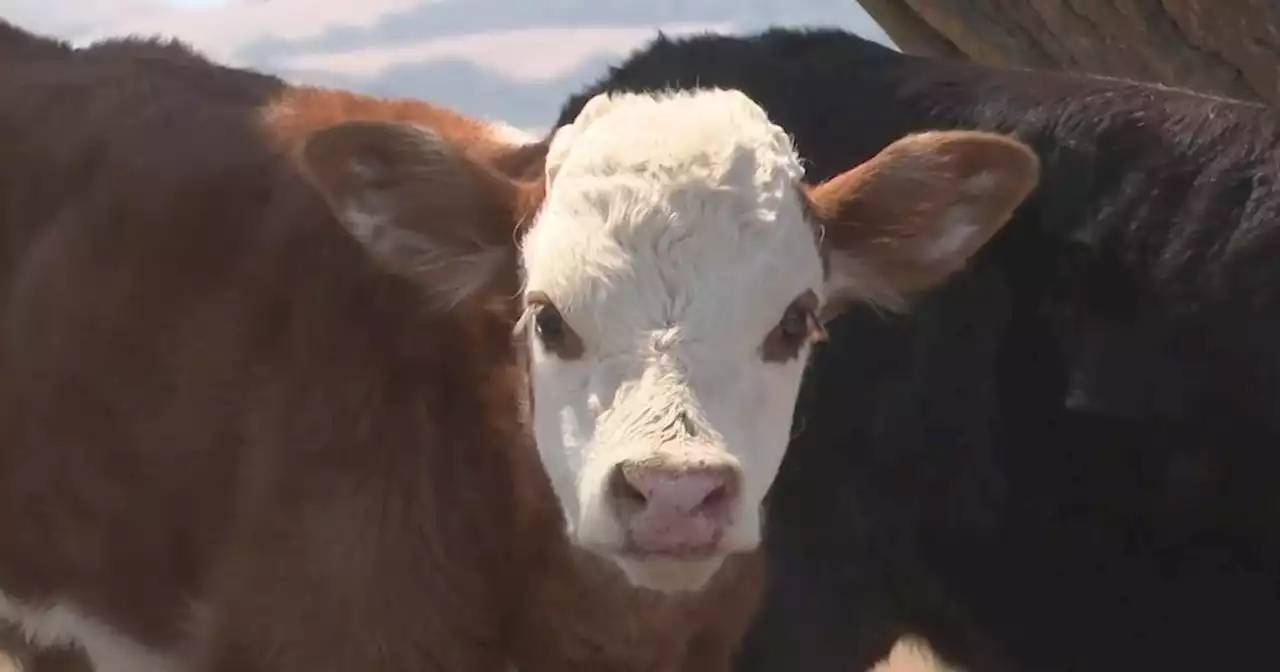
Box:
[807,130,1039,316]
[295,120,528,309]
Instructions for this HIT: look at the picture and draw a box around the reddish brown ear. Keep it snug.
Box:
[295,120,525,308]
[806,130,1039,314]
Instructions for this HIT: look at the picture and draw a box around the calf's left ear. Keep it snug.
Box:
[806,130,1039,315]
[295,120,530,309]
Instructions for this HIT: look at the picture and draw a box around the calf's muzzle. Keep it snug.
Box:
[607,458,741,555]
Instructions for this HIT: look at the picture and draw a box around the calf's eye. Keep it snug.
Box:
[778,305,809,342]
[761,290,824,363]
[524,292,585,360]
[534,304,566,346]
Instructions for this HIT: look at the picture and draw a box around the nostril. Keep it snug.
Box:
[697,483,731,515]
[609,465,648,512]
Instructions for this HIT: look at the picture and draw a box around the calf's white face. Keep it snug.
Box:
[292,92,1040,595]
[521,89,1041,592]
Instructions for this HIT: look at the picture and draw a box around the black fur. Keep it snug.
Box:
[559,27,1280,672]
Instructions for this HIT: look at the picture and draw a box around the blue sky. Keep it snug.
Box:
[10,0,894,131]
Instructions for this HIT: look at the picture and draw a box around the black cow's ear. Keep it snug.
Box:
[807,130,1038,315]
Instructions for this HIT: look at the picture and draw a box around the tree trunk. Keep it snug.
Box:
[855,0,1280,105]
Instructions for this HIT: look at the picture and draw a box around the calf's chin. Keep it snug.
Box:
[615,555,728,592]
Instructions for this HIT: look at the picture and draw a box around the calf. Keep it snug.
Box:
[0,22,1038,672]
[557,27,1280,672]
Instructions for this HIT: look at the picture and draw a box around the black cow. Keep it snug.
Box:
[556,27,1280,672]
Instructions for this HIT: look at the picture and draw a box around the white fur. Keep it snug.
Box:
[0,590,178,672]
[919,171,999,262]
[923,210,978,262]
[522,89,824,589]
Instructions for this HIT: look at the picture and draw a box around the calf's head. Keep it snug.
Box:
[522,90,1038,590]
[291,89,1039,594]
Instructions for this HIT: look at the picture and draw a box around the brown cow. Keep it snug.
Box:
[0,20,1039,672]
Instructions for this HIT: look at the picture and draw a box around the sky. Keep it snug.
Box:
[4,0,895,133]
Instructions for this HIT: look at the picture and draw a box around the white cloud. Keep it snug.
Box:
[278,22,733,83]
[15,0,430,64]
[4,0,166,36]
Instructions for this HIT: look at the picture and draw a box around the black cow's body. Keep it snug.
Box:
[557,28,1280,672]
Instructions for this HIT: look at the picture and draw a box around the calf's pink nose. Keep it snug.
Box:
[609,462,741,554]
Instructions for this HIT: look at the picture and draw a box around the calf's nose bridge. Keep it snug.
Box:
[606,366,700,426]
[619,433,742,478]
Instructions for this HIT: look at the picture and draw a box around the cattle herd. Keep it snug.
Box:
[0,16,1277,672]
